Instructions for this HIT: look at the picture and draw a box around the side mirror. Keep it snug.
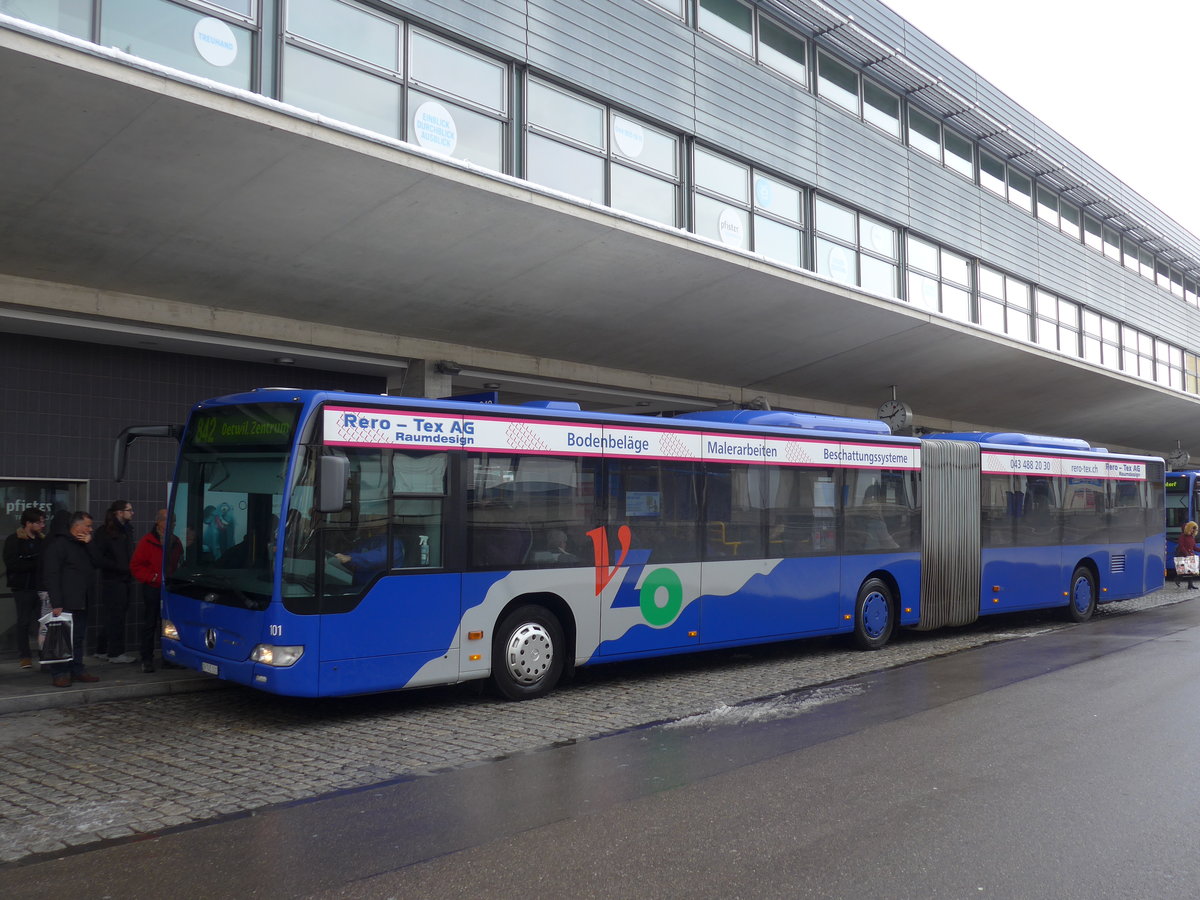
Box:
[317,456,349,513]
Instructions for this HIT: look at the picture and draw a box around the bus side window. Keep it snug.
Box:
[393,452,447,567]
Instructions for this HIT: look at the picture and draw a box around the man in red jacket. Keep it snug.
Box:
[130,508,183,673]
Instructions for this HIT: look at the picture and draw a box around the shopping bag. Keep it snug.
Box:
[1174,556,1199,576]
[37,612,73,665]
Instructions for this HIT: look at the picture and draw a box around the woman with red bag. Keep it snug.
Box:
[1175,520,1198,590]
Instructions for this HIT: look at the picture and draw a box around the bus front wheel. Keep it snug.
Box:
[853,578,895,651]
[1066,566,1097,623]
[492,605,565,700]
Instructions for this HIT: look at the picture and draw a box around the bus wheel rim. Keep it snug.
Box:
[1074,576,1093,612]
[505,623,554,685]
[862,591,889,638]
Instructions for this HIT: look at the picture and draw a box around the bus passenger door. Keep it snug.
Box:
[310,446,459,692]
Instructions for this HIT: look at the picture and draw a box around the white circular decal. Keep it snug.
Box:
[718,207,746,248]
[193,17,238,68]
[612,117,645,159]
[828,245,852,283]
[754,176,773,208]
[413,101,458,155]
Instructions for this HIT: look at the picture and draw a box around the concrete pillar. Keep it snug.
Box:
[387,359,453,398]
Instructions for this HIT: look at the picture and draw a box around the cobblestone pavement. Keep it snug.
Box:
[0,590,1187,865]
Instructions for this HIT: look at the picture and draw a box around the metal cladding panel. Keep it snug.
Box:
[978,195,1043,277]
[528,0,699,135]
[918,440,981,630]
[906,154,984,249]
[814,107,908,218]
[696,46,817,177]
[380,0,528,60]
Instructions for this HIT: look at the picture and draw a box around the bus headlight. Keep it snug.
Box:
[162,619,180,641]
[250,644,305,667]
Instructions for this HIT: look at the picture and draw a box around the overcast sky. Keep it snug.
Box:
[880,0,1200,240]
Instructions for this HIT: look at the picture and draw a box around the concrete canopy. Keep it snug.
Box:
[1,24,1198,459]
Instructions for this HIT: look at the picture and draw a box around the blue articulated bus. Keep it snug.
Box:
[1166,472,1200,573]
[133,389,1164,699]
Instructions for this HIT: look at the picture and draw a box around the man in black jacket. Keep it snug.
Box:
[3,508,46,669]
[41,511,102,688]
[94,499,136,663]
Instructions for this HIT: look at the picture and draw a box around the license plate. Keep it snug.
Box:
[201,662,219,676]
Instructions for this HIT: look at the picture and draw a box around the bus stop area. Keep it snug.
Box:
[0,585,1188,717]
[0,658,226,715]
[0,589,1192,873]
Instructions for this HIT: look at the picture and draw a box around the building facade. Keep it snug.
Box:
[2,0,1199,652]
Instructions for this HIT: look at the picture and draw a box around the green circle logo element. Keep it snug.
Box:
[640,568,684,627]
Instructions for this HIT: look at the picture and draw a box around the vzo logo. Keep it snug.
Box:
[587,526,685,628]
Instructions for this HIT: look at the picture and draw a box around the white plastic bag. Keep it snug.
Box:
[37,611,74,666]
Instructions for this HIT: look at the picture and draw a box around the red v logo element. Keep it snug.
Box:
[587,525,630,596]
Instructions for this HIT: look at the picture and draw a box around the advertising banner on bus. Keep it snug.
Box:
[980,451,1146,480]
[323,407,920,470]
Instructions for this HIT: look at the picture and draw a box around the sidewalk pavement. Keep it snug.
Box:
[0,654,229,715]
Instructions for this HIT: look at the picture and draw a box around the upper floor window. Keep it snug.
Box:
[1186,353,1200,394]
[907,107,940,160]
[1,0,92,38]
[757,15,807,86]
[816,50,859,114]
[1036,185,1058,227]
[281,3,508,171]
[906,236,970,322]
[697,0,753,56]
[694,148,804,268]
[1006,168,1033,213]
[528,80,680,227]
[1034,290,1079,356]
[1058,200,1080,240]
[102,0,255,90]
[1082,310,1121,371]
[980,151,1006,197]
[644,0,686,17]
[943,128,973,179]
[863,80,900,138]
[1102,224,1122,262]
[814,197,898,298]
[288,0,397,69]
[978,265,1031,342]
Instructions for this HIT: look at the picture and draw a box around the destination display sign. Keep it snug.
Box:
[185,403,299,450]
[323,407,921,470]
[981,451,1146,480]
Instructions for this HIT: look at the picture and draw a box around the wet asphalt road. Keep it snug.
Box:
[4,596,1200,899]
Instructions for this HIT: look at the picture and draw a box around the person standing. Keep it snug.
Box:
[41,510,102,688]
[94,499,137,663]
[131,508,182,673]
[1176,520,1199,590]
[3,508,47,669]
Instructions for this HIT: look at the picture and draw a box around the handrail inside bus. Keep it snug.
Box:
[114,424,184,483]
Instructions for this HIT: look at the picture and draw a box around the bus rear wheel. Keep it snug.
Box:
[1066,566,1097,623]
[853,578,894,650]
[492,605,565,700]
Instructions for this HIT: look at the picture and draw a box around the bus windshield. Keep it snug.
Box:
[166,403,299,610]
